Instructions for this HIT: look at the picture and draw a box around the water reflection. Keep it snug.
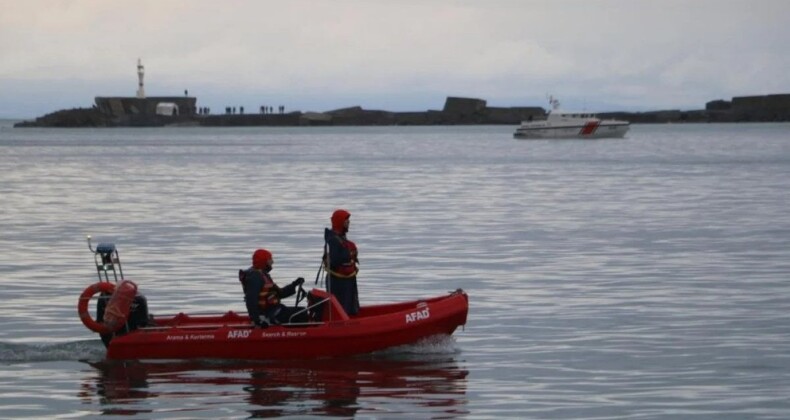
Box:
[80,356,468,417]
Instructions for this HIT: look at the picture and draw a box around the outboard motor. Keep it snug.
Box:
[87,236,151,347]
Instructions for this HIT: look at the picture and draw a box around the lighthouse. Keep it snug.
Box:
[136,58,145,99]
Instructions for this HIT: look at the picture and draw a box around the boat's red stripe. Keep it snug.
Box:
[579,121,600,135]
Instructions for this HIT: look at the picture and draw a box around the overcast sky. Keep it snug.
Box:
[1,0,788,118]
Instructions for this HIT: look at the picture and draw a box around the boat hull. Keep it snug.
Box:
[514,122,629,139]
[106,289,468,360]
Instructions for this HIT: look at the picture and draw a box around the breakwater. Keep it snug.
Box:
[13,94,790,128]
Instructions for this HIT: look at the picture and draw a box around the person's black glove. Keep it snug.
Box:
[255,316,270,329]
[293,277,305,287]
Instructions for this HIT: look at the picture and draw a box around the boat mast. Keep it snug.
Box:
[548,95,560,110]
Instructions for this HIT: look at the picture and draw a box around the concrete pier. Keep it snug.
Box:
[13,93,790,128]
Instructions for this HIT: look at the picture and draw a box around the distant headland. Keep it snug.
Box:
[12,94,790,128]
[12,60,790,128]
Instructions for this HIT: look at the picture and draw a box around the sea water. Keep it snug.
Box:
[0,122,789,418]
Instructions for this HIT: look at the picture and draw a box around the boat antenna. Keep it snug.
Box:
[315,241,326,286]
[547,95,560,110]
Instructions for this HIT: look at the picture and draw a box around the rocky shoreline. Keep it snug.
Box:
[13,94,790,128]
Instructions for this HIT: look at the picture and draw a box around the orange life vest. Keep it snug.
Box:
[331,236,358,278]
[258,272,281,309]
[240,269,280,310]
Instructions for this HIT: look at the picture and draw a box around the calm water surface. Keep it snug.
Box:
[1,122,789,418]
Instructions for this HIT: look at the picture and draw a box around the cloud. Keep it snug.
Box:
[1,0,789,117]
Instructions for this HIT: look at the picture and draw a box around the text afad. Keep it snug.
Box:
[227,329,251,339]
[406,307,430,323]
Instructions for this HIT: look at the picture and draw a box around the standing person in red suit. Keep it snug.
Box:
[324,209,360,316]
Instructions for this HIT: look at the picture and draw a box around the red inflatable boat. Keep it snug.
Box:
[79,238,468,360]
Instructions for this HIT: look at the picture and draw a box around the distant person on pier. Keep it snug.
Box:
[240,249,306,327]
[323,209,360,316]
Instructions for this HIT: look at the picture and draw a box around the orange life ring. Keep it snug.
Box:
[77,280,137,334]
[103,280,138,332]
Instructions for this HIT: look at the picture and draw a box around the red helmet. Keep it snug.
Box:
[331,209,351,232]
[252,249,272,269]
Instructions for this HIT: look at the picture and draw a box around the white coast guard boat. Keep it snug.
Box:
[514,97,629,139]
